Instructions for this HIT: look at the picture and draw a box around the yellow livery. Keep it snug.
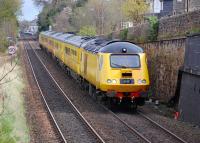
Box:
[39,31,150,109]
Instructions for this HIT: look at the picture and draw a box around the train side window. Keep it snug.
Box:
[99,55,103,70]
[70,49,77,56]
[55,42,58,49]
[65,47,70,55]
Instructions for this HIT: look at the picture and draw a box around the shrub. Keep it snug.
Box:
[147,16,159,42]
[120,28,128,40]
[78,26,96,36]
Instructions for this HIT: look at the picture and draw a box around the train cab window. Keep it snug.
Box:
[110,54,140,68]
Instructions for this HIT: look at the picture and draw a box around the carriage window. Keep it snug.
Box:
[65,47,70,55]
[71,49,77,56]
[55,42,59,49]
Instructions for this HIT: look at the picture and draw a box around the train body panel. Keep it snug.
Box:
[63,43,81,74]
[81,51,98,86]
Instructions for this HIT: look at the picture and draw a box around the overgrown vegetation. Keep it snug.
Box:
[78,26,96,36]
[147,16,159,42]
[0,0,21,52]
[122,0,149,24]
[0,56,30,143]
[37,0,69,31]
[120,28,128,40]
[189,28,200,35]
[37,0,150,35]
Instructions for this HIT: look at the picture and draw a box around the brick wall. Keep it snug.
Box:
[138,38,186,101]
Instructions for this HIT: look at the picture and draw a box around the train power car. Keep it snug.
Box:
[39,31,150,109]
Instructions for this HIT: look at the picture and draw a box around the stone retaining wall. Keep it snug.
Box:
[158,10,200,40]
[138,38,186,101]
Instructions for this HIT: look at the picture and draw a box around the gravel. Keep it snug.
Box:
[113,110,182,143]
[26,42,100,143]
[139,105,200,143]
[21,42,61,143]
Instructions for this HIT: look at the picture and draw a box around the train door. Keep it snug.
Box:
[84,54,88,76]
[96,55,102,88]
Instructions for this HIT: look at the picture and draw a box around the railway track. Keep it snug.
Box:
[109,107,188,143]
[27,41,188,143]
[24,41,105,143]
[138,111,187,143]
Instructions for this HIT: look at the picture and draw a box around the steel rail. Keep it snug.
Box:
[27,41,106,143]
[138,111,188,143]
[24,42,67,143]
[100,105,152,143]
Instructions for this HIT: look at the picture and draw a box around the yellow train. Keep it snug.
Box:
[39,31,150,109]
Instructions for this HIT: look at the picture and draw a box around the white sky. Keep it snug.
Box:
[19,0,42,21]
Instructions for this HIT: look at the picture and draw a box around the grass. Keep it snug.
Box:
[0,57,30,143]
[0,47,7,53]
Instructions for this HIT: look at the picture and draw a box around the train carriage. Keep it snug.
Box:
[39,31,150,109]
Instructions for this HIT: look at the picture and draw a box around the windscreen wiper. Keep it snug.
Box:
[111,63,128,68]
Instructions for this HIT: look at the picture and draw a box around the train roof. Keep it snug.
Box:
[83,38,144,54]
[40,31,144,53]
[41,31,94,47]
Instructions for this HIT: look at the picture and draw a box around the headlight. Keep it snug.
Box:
[107,79,117,84]
[107,79,112,83]
[112,79,117,84]
[138,79,142,84]
[138,79,146,84]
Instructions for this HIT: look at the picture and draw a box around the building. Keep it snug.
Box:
[160,0,174,16]
[20,19,38,35]
[189,0,200,11]
[27,19,38,34]
[121,22,133,29]
[146,0,162,14]
[156,0,200,17]
[173,0,186,14]
[173,0,200,15]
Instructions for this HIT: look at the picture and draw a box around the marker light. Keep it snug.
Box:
[122,48,127,53]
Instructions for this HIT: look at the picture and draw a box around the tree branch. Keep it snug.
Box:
[0,58,18,83]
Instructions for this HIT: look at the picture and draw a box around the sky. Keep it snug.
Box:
[19,0,42,21]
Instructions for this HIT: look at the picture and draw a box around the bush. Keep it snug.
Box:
[0,39,8,53]
[78,26,96,36]
[147,16,159,42]
[120,28,128,40]
[189,28,200,35]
